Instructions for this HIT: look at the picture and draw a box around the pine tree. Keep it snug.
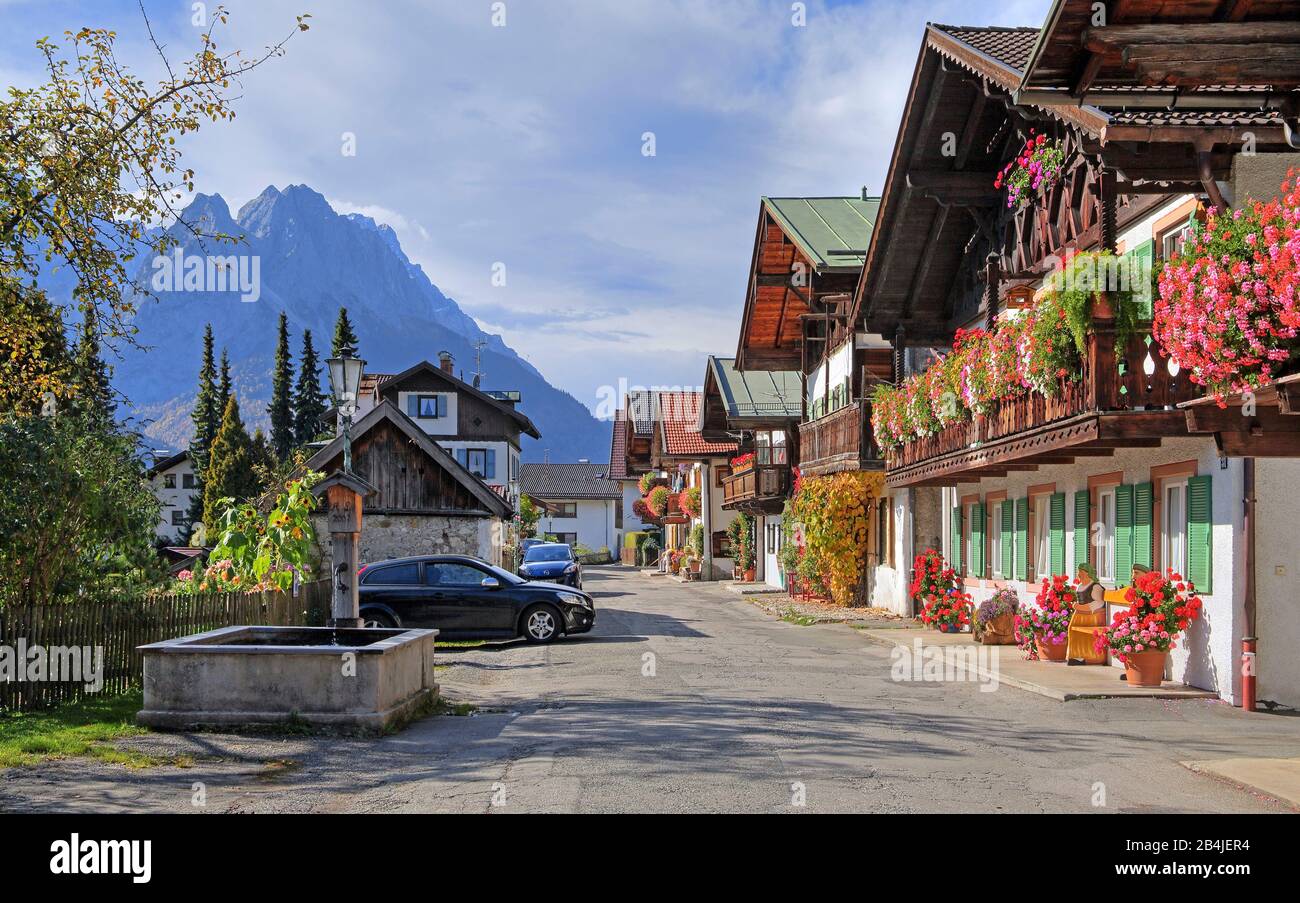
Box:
[71,306,114,418]
[203,394,259,530]
[332,306,359,359]
[268,311,295,460]
[293,328,328,445]
[187,325,221,527]
[218,348,232,412]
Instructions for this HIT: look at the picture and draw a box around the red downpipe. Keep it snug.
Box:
[1242,457,1257,712]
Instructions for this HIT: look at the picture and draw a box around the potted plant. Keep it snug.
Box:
[730,452,755,472]
[920,586,972,633]
[733,512,756,581]
[1095,569,1204,686]
[1013,604,1040,661]
[646,486,671,519]
[994,130,1065,212]
[909,548,958,625]
[680,487,702,519]
[974,588,1019,645]
[1025,574,1076,661]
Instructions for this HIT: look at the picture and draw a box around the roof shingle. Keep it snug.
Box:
[520,463,621,500]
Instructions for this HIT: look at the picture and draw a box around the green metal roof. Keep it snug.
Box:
[704,356,803,425]
[761,196,880,273]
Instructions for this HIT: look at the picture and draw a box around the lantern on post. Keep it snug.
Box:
[326,355,367,474]
[318,354,373,627]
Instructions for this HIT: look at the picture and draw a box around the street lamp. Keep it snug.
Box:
[326,355,366,473]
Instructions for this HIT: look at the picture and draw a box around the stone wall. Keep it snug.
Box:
[314,512,504,571]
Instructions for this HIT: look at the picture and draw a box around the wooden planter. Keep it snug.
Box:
[978,613,1017,645]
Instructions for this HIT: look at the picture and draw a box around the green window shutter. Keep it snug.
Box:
[1049,492,1066,575]
[1001,501,1014,577]
[1014,497,1029,581]
[1074,489,1090,571]
[1133,482,1153,570]
[1115,484,1134,580]
[1188,474,1213,593]
[1125,238,1155,319]
[950,504,963,573]
[971,502,986,578]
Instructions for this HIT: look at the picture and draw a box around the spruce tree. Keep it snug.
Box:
[332,306,359,359]
[71,306,114,417]
[293,328,327,445]
[203,394,258,530]
[268,311,295,460]
[187,325,220,527]
[218,348,232,412]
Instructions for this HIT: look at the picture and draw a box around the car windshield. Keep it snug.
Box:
[525,546,573,563]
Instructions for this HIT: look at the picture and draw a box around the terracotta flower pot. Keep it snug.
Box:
[1124,650,1167,687]
[1036,636,1067,662]
[743,568,756,582]
[938,623,963,634]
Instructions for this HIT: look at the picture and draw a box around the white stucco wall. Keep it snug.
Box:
[942,437,1244,702]
[538,498,617,554]
[1253,457,1300,710]
[150,457,198,541]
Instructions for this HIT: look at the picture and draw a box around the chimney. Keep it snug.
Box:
[437,351,453,374]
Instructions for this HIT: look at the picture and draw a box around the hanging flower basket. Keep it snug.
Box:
[995,131,1065,212]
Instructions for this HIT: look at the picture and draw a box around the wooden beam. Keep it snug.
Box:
[1124,43,1300,66]
[1086,22,1300,52]
[903,205,949,319]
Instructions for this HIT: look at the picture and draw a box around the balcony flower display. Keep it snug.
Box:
[1153,173,1300,400]
[679,486,702,519]
[645,485,671,518]
[995,131,1065,212]
[869,251,1143,452]
[1094,569,1204,686]
[638,473,658,494]
[730,452,755,471]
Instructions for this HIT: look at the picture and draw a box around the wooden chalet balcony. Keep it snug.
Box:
[884,326,1203,488]
[798,399,884,477]
[721,462,790,514]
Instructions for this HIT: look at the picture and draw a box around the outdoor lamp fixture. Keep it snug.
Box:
[1143,350,1156,400]
[326,355,367,473]
[1165,355,1181,409]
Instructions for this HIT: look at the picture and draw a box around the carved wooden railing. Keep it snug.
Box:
[798,399,884,473]
[721,463,790,506]
[885,324,1202,471]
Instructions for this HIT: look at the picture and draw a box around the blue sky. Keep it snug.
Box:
[0,0,1049,411]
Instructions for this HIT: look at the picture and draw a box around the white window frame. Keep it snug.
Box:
[1097,487,1117,583]
[1162,478,1189,577]
[1034,495,1051,579]
[990,501,1004,579]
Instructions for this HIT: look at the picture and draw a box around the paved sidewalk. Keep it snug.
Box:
[1183,758,1300,809]
[856,626,1220,702]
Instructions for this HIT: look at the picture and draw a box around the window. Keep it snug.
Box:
[171,510,186,526]
[963,501,975,577]
[715,466,730,487]
[712,530,731,558]
[877,499,889,564]
[990,501,1004,579]
[416,395,444,419]
[163,474,176,489]
[182,473,196,489]
[550,502,577,518]
[1034,495,1051,579]
[1162,479,1188,577]
[615,498,623,529]
[466,449,487,478]
[545,532,577,546]
[425,563,487,586]
[1097,487,1117,582]
[362,562,421,585]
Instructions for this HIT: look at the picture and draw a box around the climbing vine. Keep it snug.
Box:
[787,471,884,606]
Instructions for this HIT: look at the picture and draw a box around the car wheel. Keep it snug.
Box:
[361,610,396,629]
[520,604,561,644]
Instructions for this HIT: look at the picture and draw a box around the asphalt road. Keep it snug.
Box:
[3,566,1298,813]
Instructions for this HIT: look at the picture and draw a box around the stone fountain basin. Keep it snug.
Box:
[137,625,438,731]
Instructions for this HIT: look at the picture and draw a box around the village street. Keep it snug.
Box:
[2,567,1297,815]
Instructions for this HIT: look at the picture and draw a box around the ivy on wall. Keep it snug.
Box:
[787,471,885,606]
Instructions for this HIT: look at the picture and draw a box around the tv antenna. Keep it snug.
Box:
[471,339,488,388]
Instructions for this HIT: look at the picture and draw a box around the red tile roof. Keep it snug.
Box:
[657,391,737,457]
[608,411,628,480]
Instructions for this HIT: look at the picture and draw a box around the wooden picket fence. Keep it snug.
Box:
[0,579,331,713]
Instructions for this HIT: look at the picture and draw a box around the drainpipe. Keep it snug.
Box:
[1242,456,1258,712]
[701,463,714,580]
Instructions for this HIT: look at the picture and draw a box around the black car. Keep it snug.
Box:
[357,555,594,644]
[518,542,583,588]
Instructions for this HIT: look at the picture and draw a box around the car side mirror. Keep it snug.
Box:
[481,577,500,589]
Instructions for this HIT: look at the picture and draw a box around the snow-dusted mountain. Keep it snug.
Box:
[103,184,609,463]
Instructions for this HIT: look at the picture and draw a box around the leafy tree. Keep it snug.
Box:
[268,311,294,459]
[516,493,542,540]
[0,8,310,385]
[202,394,258,529]
[0,412,160,606]
[250,427,276,480]
[0,277,73,416]
[294,328,327,445]
[332,306,359,359]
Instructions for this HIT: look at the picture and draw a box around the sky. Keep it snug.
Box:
[0,0,1050,413]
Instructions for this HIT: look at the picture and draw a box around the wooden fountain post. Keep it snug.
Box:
[312,471,375,628]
